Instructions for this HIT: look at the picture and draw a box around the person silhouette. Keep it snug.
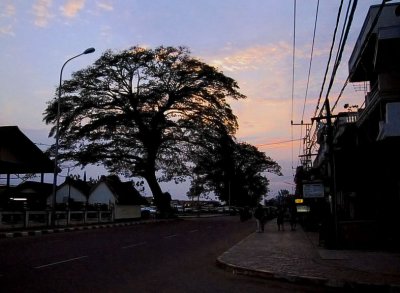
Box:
[254,204,266,233]
[277,206,285,231]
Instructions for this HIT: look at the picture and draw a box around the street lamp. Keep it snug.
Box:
[51,47,95,225]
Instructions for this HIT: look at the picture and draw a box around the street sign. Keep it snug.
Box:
[303,182,324,198]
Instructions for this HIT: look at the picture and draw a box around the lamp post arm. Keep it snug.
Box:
[55,52,85,153]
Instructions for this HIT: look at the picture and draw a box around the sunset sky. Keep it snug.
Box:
[0,0,392,199]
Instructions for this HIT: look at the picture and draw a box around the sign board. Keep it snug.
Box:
[295,198,303,204]
[296,205,310,213]
[303,182,324,198]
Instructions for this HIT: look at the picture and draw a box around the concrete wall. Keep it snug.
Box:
[114,205,141,220]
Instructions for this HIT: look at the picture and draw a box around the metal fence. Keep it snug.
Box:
[0,210,114,230]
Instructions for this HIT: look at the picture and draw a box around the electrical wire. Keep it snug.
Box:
[308,0,390,155]
[331,0,388,114]
[323,0,358,109]
[256,138,302,147]
[331,76,349,112]
[302,0,344,167]
[307,0,358,155]
[291,0,297,172]
[301,0,320,124]
[333,0,353,71]
[298,0,320,160]
[313,0,344,120]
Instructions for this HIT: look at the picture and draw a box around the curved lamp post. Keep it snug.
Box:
[52,47,95,225]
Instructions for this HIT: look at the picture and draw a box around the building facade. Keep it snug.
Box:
[296,3,400,249]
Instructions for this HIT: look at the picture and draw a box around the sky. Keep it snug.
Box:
[0,0,394,200]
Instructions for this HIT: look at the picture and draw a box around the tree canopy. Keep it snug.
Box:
[189,132,282,206]
[43,46,245,212]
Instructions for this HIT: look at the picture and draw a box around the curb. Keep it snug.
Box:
[0,218,180,239]
[216,257,400,292]
[216,257,329,287]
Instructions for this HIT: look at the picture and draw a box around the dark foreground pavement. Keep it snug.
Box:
[217,220,400,292]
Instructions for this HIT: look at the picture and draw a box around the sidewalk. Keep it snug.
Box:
[217,220,400,291]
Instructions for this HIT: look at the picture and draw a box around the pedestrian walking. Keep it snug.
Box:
[289,205,297,231]
[254,204,266,233]
[277,206,285,231]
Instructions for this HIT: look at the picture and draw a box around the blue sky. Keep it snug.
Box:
[0,0,392,199]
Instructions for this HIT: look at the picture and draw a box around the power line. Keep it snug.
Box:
[323,0,358,109]
[291,0,297,126]
[302,0,344,168]
[333,0,353,70]
[313,0,344,120]
[331,76,349,112]
[298,0,320,161]
[307,0,357,158]
[291,0,297,172]
[332,0,388,113]
[301,0,320,124]
[256,138,302,147]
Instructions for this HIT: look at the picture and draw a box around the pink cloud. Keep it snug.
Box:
[32,0,53,27]
[60,0,85,18]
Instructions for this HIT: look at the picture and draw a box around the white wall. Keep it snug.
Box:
[56,185,87,203]
[89,182,116,205]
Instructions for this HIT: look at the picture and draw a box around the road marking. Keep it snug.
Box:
[164,234,178,239]
[34,256,88,269]
[189,229,199,233]
[122,241,147,249]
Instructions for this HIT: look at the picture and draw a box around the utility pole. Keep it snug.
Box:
[323,98,338,248]
[291,121,313,170]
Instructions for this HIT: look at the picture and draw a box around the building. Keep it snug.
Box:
[0,126,54,210]
[53,177,92,210]
[89,175,148,219]
[0,126,54,186]
[296,3,400,249]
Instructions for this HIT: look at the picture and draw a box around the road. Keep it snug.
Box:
[0,216,335,292]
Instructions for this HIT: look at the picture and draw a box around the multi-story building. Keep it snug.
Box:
[297,3,400,249]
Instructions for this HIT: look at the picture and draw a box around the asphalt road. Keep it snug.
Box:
[0,216,336,292]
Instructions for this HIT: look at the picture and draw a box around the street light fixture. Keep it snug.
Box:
[51,47,95,225]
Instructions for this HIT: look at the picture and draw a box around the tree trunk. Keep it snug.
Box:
[145,170,163,202]
[143,165,172,218]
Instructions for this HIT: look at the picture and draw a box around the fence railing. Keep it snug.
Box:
[0,210,114,230]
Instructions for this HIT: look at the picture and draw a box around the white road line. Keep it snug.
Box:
[121,241,147,249]
[189,229,199,233]
[164,234,178,239]
[34,256,88,269]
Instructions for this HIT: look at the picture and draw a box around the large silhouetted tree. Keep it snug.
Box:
[43,46,245,213]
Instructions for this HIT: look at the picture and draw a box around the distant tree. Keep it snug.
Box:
[189,132,282,206]
[43,46,245,213]
[276,189,291,206]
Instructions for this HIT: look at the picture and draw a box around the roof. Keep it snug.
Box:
[95,175,148,205]
[58,177,93,196]
[17,181,53,195]
[1,181,53,201]
[0,126,54,174]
